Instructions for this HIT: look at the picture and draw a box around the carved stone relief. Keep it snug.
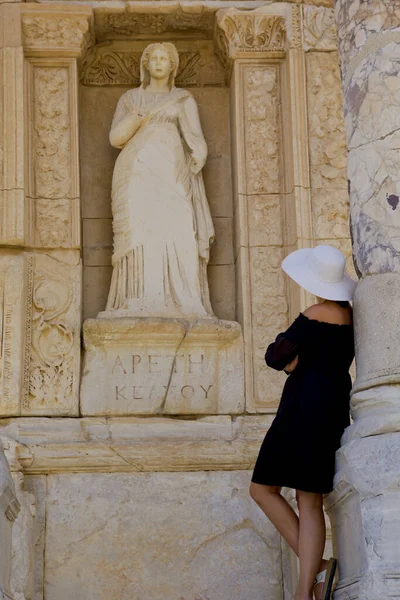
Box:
[290,5,303,49]
[95,8,215,41]
[303,6,337,51]
[243,65,281,195]
[306,51,347,191]
[83,44,225,87]
[26,60,79,248]
[215,10,286,70]
[22,253,81,415]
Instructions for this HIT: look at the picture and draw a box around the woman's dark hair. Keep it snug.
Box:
[336,300,350,308]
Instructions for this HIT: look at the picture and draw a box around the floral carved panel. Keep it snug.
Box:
[242,64,281,195]
[22,253,81,415]
[26,59,80,248]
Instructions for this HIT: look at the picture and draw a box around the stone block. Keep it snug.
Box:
[81,317,244,416]
[43,471,282,600]
[0,415,273,474]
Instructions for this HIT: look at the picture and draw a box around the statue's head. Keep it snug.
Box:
[140,43,179,90]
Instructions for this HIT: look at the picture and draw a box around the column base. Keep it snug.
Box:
[326,432,400,600]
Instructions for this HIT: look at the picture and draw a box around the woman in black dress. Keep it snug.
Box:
[249,245,356,600]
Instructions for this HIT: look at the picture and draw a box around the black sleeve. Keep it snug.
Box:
[265,314,307,371]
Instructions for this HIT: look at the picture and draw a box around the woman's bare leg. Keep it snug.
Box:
[294,490,326,600]
[249,483,299,554]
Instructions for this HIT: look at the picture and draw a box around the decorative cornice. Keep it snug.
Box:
[21,5,93,57]
[215,8,286,68]
[0,415,273,474]
[95,7,215,41]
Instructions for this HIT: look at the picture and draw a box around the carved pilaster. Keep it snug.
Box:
[25,58,80,249]
[17,6,92,416]
[215,8,289,413]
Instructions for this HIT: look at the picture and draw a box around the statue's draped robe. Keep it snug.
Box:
[106,86,215,317]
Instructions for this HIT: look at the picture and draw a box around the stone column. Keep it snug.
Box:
[326,2,400,599]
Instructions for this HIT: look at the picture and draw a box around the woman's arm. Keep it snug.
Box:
[265,313,308,372]
[265,334,299,371]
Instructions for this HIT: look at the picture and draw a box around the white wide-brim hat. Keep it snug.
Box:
[282,245,357,301]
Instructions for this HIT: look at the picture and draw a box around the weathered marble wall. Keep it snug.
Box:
[33,471,281,600]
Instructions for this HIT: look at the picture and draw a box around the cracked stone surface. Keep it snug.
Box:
[44,471,282,600]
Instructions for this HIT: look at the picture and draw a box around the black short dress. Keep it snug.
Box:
[251,311,355,494]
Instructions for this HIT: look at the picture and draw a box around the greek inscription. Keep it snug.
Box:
[200,384,213,399]
[132,354,141,373]
[148,354,161,373]
[112,355,126,375]
[181,385,195,399]
[116,386,127,401]
[133,385,144,399]
[188,353,204,374]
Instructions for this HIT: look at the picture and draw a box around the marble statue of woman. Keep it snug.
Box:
[104,42,215,318]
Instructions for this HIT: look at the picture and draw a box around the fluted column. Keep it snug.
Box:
[326,2,400,599]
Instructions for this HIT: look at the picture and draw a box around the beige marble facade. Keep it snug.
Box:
[0,2,352,599]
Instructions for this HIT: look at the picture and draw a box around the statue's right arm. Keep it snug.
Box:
[109,93,143,149]
[109,113,142,149]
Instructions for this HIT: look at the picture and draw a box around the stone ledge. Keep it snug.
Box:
[0,415,273,474]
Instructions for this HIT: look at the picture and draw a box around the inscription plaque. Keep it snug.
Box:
[80,318,244,416]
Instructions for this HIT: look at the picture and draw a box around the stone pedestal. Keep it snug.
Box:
[81,317,244,415]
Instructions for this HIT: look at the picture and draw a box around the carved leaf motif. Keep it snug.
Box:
[219,14,286,53]
[27,258,77,411]
[33,67,71,199]
[83,50,202,86]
